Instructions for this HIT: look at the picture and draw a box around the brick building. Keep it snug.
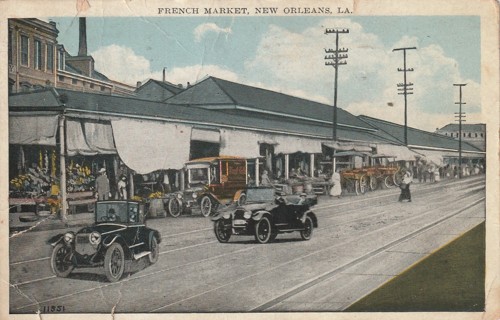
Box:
[435,123,486,151]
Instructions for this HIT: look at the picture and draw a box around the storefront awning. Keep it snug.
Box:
[375,144,419,161]
[274,136,323,154]
[191,128,220,143]
[412,149,444,166]
[66,120,117,156]
[112,119,191,174]
[323,141,372,153]
[9,115,59,146]
[220,129,261,158]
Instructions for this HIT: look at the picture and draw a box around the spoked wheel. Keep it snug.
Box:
[254,217,272,244]
[384,175,394,188]
[200,196,213,217]
[369,176,378,191]
[300,216,314,240]
[168,198,182,218]
[214,220,231,243]
[358,175,367,194]
[393,171,404,187]
[148,236,159,264]
[104,243,125,282]
[50,243,74,278]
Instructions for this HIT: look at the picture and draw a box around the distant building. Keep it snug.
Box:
[8,18,135,96]
[435,123,486,151]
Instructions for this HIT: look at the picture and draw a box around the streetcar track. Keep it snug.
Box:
[13,189,485,311]
[8,178,484,269]
[251,197,485,311]
[149,194,484,312]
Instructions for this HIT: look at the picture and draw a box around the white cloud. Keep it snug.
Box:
[91,44,239,87]
[242,18,482,132]
[194,23,232,42]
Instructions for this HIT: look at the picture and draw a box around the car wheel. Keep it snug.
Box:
[254,217,272,244]
[148,236,159,264]
[200,196,212,217]
[50,243,74,278]
[104,243,125,282]
[168,198,182,218]
[300,216,314,240]
[237,193,246,206]
[214,220,231,243]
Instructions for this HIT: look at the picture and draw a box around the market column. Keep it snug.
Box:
[59,115,68,222]
[255,158,260,186]
[285,154,290,180]
[310,154,315,177]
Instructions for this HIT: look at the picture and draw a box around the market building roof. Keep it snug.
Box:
[437,123,486,132]
[165,76,374,132]
[358,115,484,153]
[9,88,396,144]
[135,79,184,101]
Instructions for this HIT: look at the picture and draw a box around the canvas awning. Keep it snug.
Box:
[323,141,373,153]
[112,119,191,174]
[9,114,59,146]
[220,129,261,158]
[274,135,323,154]
[375,144,419,161]
[191,127,220,143]
[66,119,117,156]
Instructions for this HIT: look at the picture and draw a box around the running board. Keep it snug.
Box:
[133,251,151,260]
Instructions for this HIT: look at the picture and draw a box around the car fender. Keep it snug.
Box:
[149,229,162,244]
[198,192,220,205]
[102,234,119,247]
[47,233,65,246]
[102,235,132,259]
[233,189,245,202]
[251,210,271,222]
[301,210,318,228]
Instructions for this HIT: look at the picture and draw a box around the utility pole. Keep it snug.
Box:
[454,83,467,179]
[393,47,416,146]
[325,28,349,141]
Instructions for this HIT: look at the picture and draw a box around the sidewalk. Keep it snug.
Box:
[9,211,94,233]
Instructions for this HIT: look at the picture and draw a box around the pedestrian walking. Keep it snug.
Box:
[329,168,342,198]
[95,168,110,201]
[398,170,413,202]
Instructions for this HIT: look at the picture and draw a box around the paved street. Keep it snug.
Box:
[9,175,485,314]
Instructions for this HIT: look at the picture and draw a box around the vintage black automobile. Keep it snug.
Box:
[211,187,318,244]
[47,200,161,282]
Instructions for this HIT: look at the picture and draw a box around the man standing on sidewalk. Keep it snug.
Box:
[95,168,110,201]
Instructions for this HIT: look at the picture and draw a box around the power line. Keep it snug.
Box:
[325,28,349,141]
[393,47,416,146]
[454,83,467,179]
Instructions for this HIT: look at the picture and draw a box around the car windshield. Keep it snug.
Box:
[245,188,275,203]
[187,167,209,185]
[96,202,139,224]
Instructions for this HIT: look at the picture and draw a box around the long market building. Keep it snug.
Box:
[8,78,485,220]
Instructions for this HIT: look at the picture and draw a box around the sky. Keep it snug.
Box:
[49,16,481,132]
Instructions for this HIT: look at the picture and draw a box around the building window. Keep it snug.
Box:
[445,133,448,136]
[90,83,95,89]
[20,35,29,66]
[58,75,65,82]
[72,78,78,85]
[34,39,43,70]
[475,133,478,138]
[46,44,54,72]
[100,86,105,91]
[480,133,484,138]
[58,50,65,70]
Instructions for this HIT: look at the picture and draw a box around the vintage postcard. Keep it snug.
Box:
[1,0,499,319]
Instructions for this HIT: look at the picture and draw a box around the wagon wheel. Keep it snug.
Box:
[384,175,394,188]
[393,170,404,186]
[369,176,378,191]
[357,175,368,195]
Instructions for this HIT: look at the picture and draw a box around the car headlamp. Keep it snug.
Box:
[192,193,198,199]
[63,232,74,244]
[176,193,182,199]
[243,211,251,219]
[89,231,102,246]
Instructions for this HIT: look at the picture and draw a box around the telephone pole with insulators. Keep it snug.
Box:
[454,83,467,179]
[325,28,349,141]
[393,46,416,146]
